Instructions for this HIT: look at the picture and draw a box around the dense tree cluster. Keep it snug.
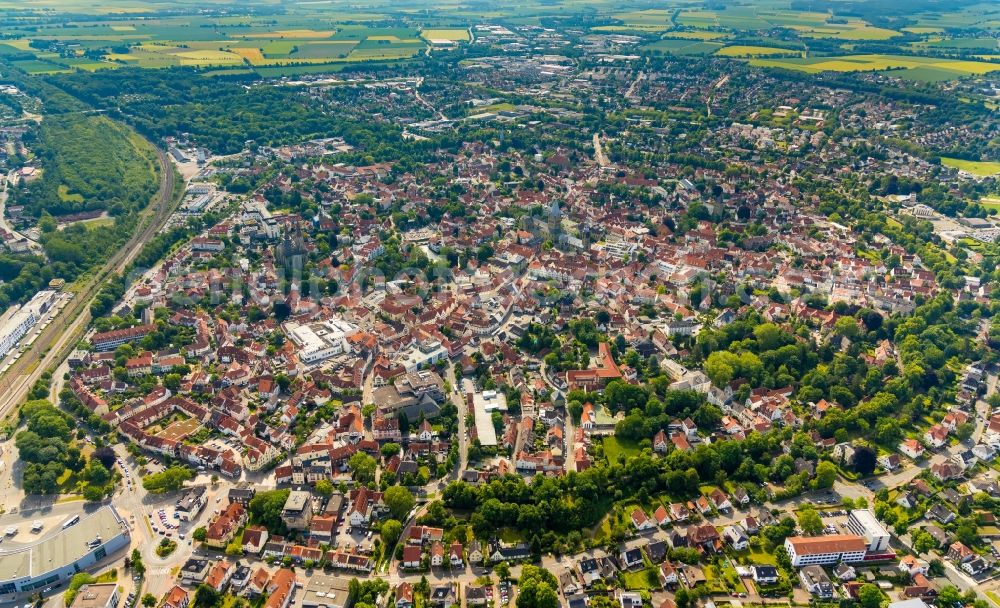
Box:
[142,466,193,494]
[14,115,159,218]
[15,399,79,494]
[248,488,291,535]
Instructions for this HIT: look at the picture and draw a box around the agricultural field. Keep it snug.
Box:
[607,9,674,33]
[663,31,729,40]
[941,157,1000,177]
[0,0,998,79]
[905,3,1000,31]
[918,37,1000,51]
[788,22,901,41]
[421,28,470,42]
[10,59,71,75]
[751,54,1000,81]
[0,7,470,74]
[977,197,1000,212]
[642,38,726,56]
[715,45,804,57]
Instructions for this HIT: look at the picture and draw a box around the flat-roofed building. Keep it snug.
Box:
[0,290,56,359]
[69,583,119,608]
[0,506,129,598]
[846,509,891,553]
[284,318,356,365]
[396,339,448,373]
[300,573,352,608]
[471,386,507,448]
[281,490,314,530]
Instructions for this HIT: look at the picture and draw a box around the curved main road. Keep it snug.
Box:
[0,143,178,423]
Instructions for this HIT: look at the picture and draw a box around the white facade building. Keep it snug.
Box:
[284,318,356,365]
[846,509,891,553]
[784,535,867,567]
[0,290,57,359]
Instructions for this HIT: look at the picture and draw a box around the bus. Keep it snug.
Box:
[62,515,80,529]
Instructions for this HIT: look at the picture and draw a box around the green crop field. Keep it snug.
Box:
[642,38,725,56]
[716,45,804,57]
[347,46,422,61]
[0,3,475,73]
[421,28,470,41]
[920,37,999,50]
[751,54,1000,80]
[664,31,729,40]
[790,23,901,40]
[0,0,996,76]
[10,59,70,74]
[287,41,358,60]
[941,157,1000,177]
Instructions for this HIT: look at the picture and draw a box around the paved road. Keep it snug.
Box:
[624,72,644,101]
[592,133,610,168]
[111,443,234,600]
[445,366,469,480]
[0,143,178,425]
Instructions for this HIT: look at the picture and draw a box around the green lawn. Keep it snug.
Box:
[498,528,525,543]
[603,436,640,462]
[622,567,661,590]
[735,548,778,566]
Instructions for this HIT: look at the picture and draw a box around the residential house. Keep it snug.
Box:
[723,525,749,551]
[799,565,834,599]
[396,583,414,608]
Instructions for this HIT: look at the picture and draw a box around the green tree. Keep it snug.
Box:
[857,584,883,608]
[797,507,824,535]
[813,461,838,489]
[248,489,291,534]
[130,548,145,577]
[83,484,106,502]
[913,530,938,554]
[516,565,559,608]
[495,561,511,581]
[142,595,156,608]
[955,422,975,442]
[84,459,111,486]
[163,373,182,391]
[142,466,192,494]
[381,519,403,547]
[315,479,334,497]
[349,452,377,484]
[384,486,415,520]
[381,442,402,459]
[193,585,219,608]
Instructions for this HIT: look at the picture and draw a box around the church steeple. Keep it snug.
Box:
[548,199,561,234]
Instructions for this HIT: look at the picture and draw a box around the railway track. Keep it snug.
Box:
[0,143,178,424]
